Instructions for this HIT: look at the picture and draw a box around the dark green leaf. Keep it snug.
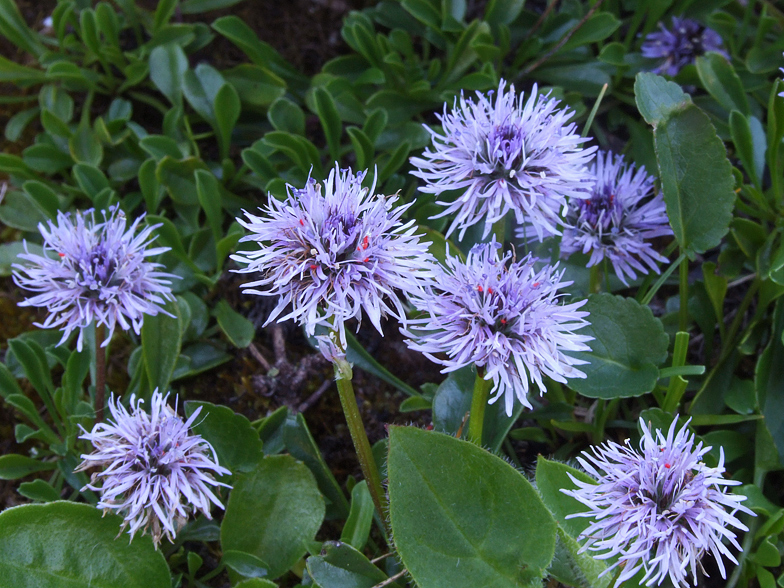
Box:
[535,457,595,539]
[268,97,305,135]
[184,400,263,472]
[695,53,749,116]
[149,43,188,105]
[569,294,669,399]
[221,455,325,579]
[214,299,255,348]
[0,502,170,588]
[17,479,60,502]
[0,454,56,480]
[306,541,387,588]
[0,0,45,56]
[314,87,342,163]
[72,164,109,200]
[388,426,556,588]
[214,83,241,160]
[223,550,270,578]
[653,103,735,255]
[756,297,784,463]
[340,481,374,551]
[141,298,183,395]
[195,169,223,243]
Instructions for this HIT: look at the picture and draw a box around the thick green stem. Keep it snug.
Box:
[334,358,390,539]
[94,324,106,424]
[678,252,689,332]
[588,264,602,294]
[468,371,491,445]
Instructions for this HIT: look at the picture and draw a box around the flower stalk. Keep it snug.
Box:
[94,324,106,424]
[468,370,491,445]
[333,355,389,539]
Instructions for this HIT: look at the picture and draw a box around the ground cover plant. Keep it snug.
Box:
[0,0,783,587]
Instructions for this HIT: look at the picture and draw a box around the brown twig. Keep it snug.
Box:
[372,569,408,588]
[522,0,608,76]
[298,379,332,413]
[524,0,559,41]
[248,342,272,371]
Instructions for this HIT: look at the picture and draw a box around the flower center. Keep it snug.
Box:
[575,184,623,236]
[137,436,173,477]
[482,124,525,176]
[72,243,121,294]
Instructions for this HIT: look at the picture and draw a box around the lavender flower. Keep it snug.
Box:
[405,241,592,415]
[641,16,727,76]
[541,151,672,286]
[410,80,596,241]
[12,207,176,351]
[563,417,753,588]
[77,391,231,547]
[232,166,437,355]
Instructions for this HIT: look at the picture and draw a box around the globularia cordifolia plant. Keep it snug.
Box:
[12,206,177,352]
[410,79,597,241]
[405,240,592,417]
[641,16,727,76]
[77,391,231,547]
[554,150,672,285]
[563,417,753,588]
[231,165,437,359]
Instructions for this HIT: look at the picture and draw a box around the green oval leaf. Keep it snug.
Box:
[184,400,263,472]
[0,454,56,480]
[0,501,170,588]
[654,103,735,255]
[141,297,182,395]
[568,294,669,399]
[221,455,325,579]
[388,426,556,588]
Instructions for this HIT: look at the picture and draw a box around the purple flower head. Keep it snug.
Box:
[562,417,753,588]
[410,80,596,241]
[550,151,672,285]
[12,207,177,351]
[231,166,437,355]
[641,16,727,76]
[405,241,592,415]
[77,391,231,547]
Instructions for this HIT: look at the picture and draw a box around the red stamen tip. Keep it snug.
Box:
[532,282,540,287]
[363,257,369,263]
[58,253,65,257]
[477,285,483,292]
[664,463,671,469]
[310,264,318,270]
[487,287,493,294]
[299,219,304,226]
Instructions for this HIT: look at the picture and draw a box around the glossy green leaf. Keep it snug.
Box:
[314,87,342,162]
[548,528,609,588]
[0,454,56,480]
[306,541,387,588]
[184,400,263,472]
[156,157,206,206]
[696,53,749,116]
[0,502,170,588]
[653,103,735,255]
[22,181,59,219]
[149,43,188,105]
[72,164,110,200]
[268,97,305,135]
[214,299,255,348]
[23,144,73,174]
[141,298,182,395]
[223,550,271,579]
[729,111,766,189]
[221,455,325,579]
[180,0,245,13]
[388,426,556,588]
[569,294,669,399]
[0,0,45,56]
[5,107,39,141]
[281,412,349,519]
[195,169,223,242]
[17,479,60,502]
[340,481,374,551]
[214,83,241,160]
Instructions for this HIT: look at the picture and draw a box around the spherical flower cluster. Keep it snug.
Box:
[641,16,727,76]
[554,151,672,285]
[12,207,176,351]
[563,417,753,588]
[405,241,592,415]
[77,391,231,547]
[232,166,437,356]
[410,80,596,241]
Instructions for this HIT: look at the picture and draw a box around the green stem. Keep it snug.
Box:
[588,264,602,294]
[662,332,689,413]
[334,357,390,540]
[468,370,491,445]
[639,251,686,306]
[582,83,608,138]
[94,324,106,424]
[678,251,689,332]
